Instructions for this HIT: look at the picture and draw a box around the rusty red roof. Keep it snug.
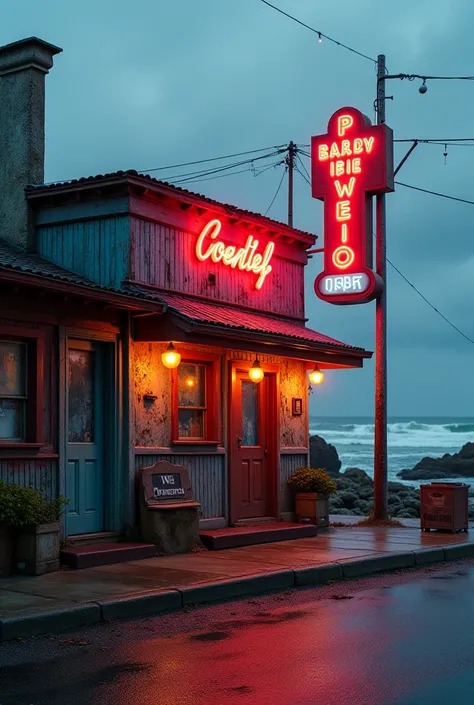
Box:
[152,291,367,353]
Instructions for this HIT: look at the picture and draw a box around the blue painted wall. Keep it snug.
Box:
[36,198,131,290]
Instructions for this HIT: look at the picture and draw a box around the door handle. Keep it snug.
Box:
[237,436,243,448]
[264,448,268,456]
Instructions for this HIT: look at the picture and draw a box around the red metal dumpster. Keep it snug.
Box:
[420,482,469,532]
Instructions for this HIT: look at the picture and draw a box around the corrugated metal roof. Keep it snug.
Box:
[154,291,364,352]
[26,169,316,242]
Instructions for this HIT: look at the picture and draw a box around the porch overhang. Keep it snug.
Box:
[133,292,372,369]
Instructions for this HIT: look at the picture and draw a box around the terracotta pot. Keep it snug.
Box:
[295,492,329,528]
[0,524,15,577]
[14,521,60,576]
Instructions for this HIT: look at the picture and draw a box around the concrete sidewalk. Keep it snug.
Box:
[1,525,474,642]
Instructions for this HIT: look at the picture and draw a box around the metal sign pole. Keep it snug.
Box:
[373,54,388,519]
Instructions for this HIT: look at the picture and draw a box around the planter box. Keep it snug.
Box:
[0,524,15,577]
[15,521,60,575]
[295,492,329,528]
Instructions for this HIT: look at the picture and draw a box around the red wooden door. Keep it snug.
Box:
[230,371,269,522]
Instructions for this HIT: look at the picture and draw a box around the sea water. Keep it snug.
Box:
[310,416,474,486]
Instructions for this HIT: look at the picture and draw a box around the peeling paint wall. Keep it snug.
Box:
[133,342,226,447]
[279,358,308,448]
[230,350,308,448]
[134,345,308,449]
[134,342,172,447]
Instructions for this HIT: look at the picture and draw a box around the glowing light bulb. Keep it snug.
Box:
[186,377,195,388]
[309,364,324,385]
[161,342,181,369]
[318,32,323,43]
[248,358,264,383]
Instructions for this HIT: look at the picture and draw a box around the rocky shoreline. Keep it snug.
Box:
[309,435,474,519]
[398,442,474,480]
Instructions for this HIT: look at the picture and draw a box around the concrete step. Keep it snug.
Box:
[199,522,318,550]
[60,542,157,570]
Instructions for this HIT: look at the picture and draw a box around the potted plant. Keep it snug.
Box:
[0,482,68,576]
[288,467,337,529]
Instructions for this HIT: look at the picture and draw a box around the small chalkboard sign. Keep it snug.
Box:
[140,460,198,507]
[152,472,184,499]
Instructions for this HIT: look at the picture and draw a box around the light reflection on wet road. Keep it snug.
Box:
[2,565,474,704]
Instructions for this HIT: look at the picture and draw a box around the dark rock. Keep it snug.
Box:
[338,491,359,509]
[342,468,373,485]
[402,497,420,511]
[395,508,419,519]
[309,435,341,475]
[355,499,370,513]
[388,481,409,493]
[398,443,474,480]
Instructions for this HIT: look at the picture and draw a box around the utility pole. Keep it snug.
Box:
[287,141,296,227]
[373,54,388,520]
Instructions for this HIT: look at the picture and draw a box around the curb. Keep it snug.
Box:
[179,570,295,606]
[0,603,101,642]
[1,544,473,642]
[341,552,416,579]
[99,590,182,621]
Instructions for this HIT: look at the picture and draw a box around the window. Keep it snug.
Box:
[177,363,206,439]
[171,353,220,444]
[0,341,27,440]
[0,329,44,447]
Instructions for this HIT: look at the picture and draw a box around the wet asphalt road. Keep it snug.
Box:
[2,560,474,705]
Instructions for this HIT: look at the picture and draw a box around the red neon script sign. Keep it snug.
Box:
[312,107,394,304]
[196,219,275,290]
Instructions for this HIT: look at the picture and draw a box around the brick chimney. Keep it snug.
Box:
[0,37,62,249]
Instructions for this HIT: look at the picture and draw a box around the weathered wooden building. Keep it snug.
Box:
[0,37,371,541]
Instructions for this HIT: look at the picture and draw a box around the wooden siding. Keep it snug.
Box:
[37,216,130,290]
[135,453,225,520]
[0,458,58,501]
[130,217,305,318]
[280,453,308,514]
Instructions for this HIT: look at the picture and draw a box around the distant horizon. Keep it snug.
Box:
[309,414,474,419]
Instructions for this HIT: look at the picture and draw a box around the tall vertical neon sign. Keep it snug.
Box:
[312,107,394,304]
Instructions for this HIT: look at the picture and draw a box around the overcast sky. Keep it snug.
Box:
[3,0,474,417]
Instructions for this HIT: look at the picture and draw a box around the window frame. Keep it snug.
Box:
[171,351,220,445]
[0,327,44,448]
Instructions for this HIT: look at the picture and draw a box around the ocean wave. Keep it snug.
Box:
[309,420,474,449]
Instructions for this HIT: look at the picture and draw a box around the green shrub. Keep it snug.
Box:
[288,467,337,495]
[0,482,69,528]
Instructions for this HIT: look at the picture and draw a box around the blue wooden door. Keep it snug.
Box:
[66,340,105,535]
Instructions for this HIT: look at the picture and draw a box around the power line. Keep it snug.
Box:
[396,181,474,206]
[297,154,311,182]
[259,0,376,64]
[386,259,474,345]
[164,150,285,184]
[294,165,474,345]
[170,165,257,186]
[395,138,474,144]
[138,144,287,175]
[265,165,287,216]
[385,73,474,82]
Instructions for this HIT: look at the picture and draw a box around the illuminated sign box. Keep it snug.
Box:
[311,107,394,305]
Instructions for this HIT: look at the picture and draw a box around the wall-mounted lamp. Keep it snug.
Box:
[161,342,181,369]
[309,364,324,385]
[248,357,264,383]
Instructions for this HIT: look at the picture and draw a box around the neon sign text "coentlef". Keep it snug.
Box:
[196,219,275,290]
[311,107,394,305]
